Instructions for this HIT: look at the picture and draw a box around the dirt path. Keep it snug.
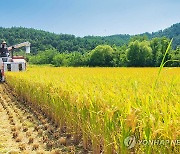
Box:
[0,90,19,153]
[0,84,86,154]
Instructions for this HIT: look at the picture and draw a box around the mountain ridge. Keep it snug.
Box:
[0,23,179,53]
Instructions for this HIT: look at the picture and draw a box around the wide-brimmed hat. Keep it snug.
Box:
[2,41,6,44]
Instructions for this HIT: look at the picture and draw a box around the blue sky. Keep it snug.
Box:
[1,0,179,36]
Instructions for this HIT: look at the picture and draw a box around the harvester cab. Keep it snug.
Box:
[0,41,31,82]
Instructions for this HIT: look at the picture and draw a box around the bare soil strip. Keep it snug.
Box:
[0,83,88,154]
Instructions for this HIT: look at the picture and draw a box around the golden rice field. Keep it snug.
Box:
[5,66,180,153]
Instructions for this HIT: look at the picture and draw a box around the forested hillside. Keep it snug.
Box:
[145,23,180,49]
[0,23,179,67]
[0,27,130,54]
[0,23,179,54]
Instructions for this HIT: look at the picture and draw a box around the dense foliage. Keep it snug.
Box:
[28,37,179,67]
[0,23,179,67]
[127,40,152,67]
[0,27,130,54]
[89,45,114,67]
[0,23,179,53]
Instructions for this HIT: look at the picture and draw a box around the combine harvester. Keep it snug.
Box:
[0,41,30,81]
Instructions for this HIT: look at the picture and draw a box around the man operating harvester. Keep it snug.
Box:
[0,41,9,57]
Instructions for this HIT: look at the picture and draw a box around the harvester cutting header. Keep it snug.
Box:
[0,41,31,81]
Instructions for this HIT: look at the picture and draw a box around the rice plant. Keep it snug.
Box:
[5,66,180,153]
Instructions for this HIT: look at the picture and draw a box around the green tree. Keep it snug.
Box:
[112,45,128,66]
[150,37,161,66]
[29,48,58,64]
[53,52,89,67]
[127,40,152,66]
[68,52,84,66]
[89,45,114,66]
[156,37,171,66]
[130,35,148,42]
[169,46,180,66]
[53,53,68,66]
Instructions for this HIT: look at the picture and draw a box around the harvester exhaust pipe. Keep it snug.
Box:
[26,46,30,53]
